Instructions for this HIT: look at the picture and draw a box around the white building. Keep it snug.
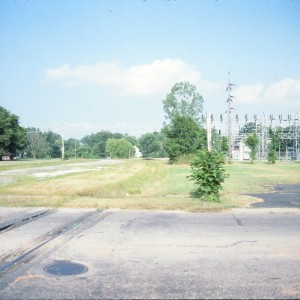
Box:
[133,146,142,158]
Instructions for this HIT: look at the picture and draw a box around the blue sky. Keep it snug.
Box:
[1,0,300,138]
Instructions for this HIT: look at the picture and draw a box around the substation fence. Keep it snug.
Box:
[202,113,300,161]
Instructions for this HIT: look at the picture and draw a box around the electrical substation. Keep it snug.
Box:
[203,73,300,162]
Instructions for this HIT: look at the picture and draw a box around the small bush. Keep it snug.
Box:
[188,150,228,201]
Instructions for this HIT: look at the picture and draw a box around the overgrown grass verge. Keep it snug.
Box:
[0,159,299,211]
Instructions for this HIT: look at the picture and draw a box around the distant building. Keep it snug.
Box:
[1,156,10,161]
[133,146,142,158]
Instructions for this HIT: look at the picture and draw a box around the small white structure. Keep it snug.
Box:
[133,146,142,158]
[232,140,250,161]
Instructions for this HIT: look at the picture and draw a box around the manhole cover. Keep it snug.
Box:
[44,261,88,276]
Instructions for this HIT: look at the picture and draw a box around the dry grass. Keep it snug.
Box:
[0,159,299,212]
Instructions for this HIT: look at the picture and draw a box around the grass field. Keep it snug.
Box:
[0,158,299,212]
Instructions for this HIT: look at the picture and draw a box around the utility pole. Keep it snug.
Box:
[262,112,266,160]
[206,113,212,152]
[226,72,234,163]
[61,123,65,160]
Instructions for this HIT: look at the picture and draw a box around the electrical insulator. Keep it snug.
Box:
[279,115,282,123]
[211,114,214,122]
[245,114,248,122]
[236,114,239,122]
[220,114,223,123]
[254,115,257,121]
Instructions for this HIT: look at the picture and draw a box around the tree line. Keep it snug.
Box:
[0,106,168,160]
[3,81,294,163]
[0,82,207,161]
[0,82,227,162]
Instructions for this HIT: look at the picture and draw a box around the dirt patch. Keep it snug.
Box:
[0,160,123,183]
[32,167,113,178]
[0,177,13,185]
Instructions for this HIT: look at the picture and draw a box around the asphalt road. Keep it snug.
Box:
[250,184,300,208]
[0,208,299,299]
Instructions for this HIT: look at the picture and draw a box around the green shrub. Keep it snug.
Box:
[188,150,228,201]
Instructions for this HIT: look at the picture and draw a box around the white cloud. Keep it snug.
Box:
[233,83,265,104]
[264,78,300,100]
[234,78,300,106]
[44,59,300,112]
[44,59,221,96]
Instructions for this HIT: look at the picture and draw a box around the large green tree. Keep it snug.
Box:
[139,132,167,158]
[26,127,48,159]
[162,82,204,124]
[43,131,62,158]
[162,115,206,163]
[105,138,134,158]
[0,106,26,159]
[64,138,80,159]
[80,131,126,158]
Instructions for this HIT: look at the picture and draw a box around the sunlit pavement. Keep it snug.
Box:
[0,207,299,299]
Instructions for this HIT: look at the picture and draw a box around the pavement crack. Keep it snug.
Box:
[231,213,244,226]
[83,280,93,298]
[128,260,143,265]
[217,240,257,248]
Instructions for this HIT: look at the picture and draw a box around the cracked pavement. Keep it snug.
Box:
[0,208,299,299]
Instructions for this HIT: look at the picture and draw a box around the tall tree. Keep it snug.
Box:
[26,127,48,159]
[43,131,61,158]
[162,115,206,163]
[162,82,204,124]
[0,106,26,159]
[64,138,80,159]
